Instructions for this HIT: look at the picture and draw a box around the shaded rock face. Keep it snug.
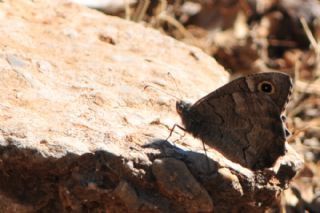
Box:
[0,0,303,212]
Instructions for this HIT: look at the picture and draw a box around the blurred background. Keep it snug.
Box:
[71,0,319,212]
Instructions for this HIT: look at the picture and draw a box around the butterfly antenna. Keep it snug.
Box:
[144,73,186,145]
[143,84,180,100]
[167,72,183,100]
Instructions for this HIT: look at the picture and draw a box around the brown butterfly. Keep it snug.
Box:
[176,72,292,170]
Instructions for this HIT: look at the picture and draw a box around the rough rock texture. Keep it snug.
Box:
[0,0,303,212]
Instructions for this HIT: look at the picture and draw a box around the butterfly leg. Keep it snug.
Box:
[167,124,211,171]
[166,124,186,141]
[200,141,212,171]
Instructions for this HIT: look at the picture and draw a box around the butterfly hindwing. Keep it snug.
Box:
[177,72,292,170]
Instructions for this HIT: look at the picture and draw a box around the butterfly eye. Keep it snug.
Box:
[258,81,275,94]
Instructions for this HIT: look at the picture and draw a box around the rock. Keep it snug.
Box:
[114,181,141,211]
[0,0,227,159]
[0,0,302,212]
[70,0,136,14]
[0,0,227,212]
[152,158,213,213]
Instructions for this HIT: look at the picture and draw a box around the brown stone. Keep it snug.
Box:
[0,0,302,212]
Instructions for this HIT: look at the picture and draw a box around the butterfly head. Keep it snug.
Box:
[176,100,196,131]
[176,100,192,116]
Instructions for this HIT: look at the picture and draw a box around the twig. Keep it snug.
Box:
[300,17,320,55]
[124,0,131,20]
[132,0,150,22]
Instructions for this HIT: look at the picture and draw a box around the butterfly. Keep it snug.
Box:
[176,72,292,170]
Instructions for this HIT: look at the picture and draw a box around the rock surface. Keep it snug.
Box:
[0,0,227,158]
[0,0,302,212]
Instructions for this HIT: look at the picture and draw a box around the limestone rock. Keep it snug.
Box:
[0,0,302,212]
[0,0,227,158]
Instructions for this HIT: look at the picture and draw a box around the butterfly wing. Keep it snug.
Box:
[180,72,291,170]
